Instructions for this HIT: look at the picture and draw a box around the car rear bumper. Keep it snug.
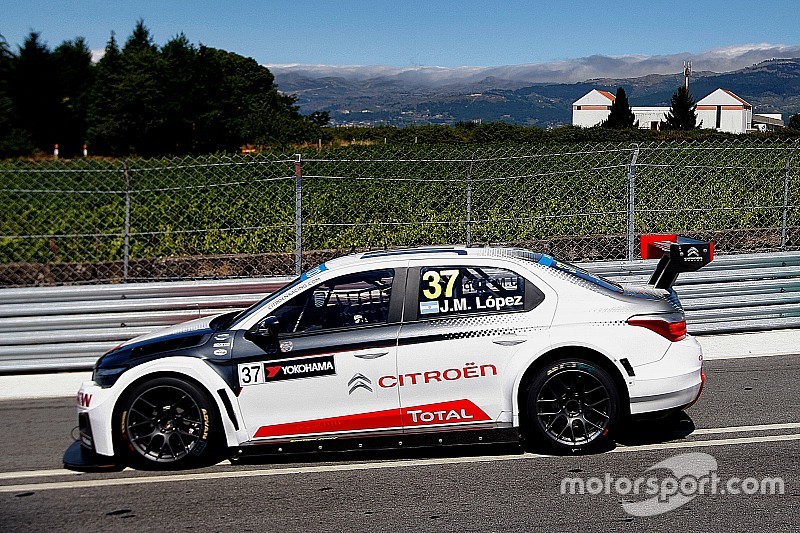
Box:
[628,335,704,415]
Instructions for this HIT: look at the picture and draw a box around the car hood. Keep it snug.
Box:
[120,314,219,347]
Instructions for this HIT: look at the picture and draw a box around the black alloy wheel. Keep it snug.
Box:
[117,377,218,467]
[527,359,620,453]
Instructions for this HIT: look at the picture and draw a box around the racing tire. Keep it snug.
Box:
[115,376,221,469]
[525,358,620,454]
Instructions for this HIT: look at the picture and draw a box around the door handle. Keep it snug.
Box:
[354,351,389,359]
[492,336,527,347]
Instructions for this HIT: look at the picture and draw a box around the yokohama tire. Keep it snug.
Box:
[115,376,221,468]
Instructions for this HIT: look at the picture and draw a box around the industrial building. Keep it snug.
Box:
[572,88,784,133]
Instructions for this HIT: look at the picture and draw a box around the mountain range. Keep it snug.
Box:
[270,53,800,127]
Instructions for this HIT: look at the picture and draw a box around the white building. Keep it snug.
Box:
[752,113,784,132]
[572,88,782,133]
[696,89,752,133]
[632,108,670,131]
[571,90,616,128]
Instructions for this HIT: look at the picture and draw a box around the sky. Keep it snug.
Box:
[2,0,799,68]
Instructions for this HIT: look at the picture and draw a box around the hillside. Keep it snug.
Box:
[274,58,800,127]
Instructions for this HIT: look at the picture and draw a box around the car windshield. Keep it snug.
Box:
[211,275,304,331]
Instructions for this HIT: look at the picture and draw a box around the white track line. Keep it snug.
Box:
[0,422,797,483]
[691,422,800,435]
[0,468,82,480]
[1,432,798,493]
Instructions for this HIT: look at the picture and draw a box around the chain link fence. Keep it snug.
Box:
[1,138,798,287]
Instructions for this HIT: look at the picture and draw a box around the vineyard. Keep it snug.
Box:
[1,139,798,286]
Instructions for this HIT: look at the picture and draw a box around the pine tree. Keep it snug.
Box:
[0,34,32,155]
[10,32,61,152]
[602,87,637,128]
[53,37,93,156]
[662,86,699,130]
[161,33,199,153]
[86,32,125,154]
[118,20,166,155]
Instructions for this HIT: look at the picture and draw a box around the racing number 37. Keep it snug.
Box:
[422,269,460,299]
[240,364,262,384]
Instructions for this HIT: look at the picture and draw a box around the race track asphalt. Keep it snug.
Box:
[1,354,798,532]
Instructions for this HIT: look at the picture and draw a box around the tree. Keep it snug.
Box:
[789,113,800,130]
[53,37,93,156]
[602,87,637,129]
[9,23,330,156]
[662,86,699,130]
[0,34,32,156]
[308,111,330,127]
[87,32,125,154]
[193,46,272,151]
[160,33,199,153]
[10,32,61,152]
[117,20,166,155]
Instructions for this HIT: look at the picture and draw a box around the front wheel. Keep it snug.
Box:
[525,359,620,453]
[115,377,220,468]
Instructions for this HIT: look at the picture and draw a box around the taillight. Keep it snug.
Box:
[627,313,687,341]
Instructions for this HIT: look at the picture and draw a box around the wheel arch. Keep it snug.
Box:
[112,369,239,451]
[513,345,631,431]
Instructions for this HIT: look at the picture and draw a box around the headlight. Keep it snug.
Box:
[93,366,127,388]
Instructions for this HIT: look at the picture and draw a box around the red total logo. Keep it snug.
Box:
[403,399,491,426]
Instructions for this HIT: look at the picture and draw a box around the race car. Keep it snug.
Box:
[64,236,713,470]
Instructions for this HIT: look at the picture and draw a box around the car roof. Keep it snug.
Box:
[321,246,548,270]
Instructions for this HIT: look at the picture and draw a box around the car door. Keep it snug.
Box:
[232,267,405,442]
[395,259,549,432]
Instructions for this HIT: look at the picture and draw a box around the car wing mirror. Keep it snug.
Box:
[245,316,280,342]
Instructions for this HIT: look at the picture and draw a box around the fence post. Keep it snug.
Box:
[627,144,640,261]
[465,156,474,246]
[294,154,303,276]
[122,162,131,281]
[781,140,799,249]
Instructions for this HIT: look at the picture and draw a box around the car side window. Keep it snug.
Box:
[271,269,394,334]
[417,266,532,318]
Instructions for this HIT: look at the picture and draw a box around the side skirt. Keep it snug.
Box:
[230,427,522,459]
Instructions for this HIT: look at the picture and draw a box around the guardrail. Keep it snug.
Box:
[1,251,799,373]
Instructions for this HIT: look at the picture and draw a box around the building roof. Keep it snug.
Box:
[697,88,752,108]
[752,114,784,127]
[573,89,616,106]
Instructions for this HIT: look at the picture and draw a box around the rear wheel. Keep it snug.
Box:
[116,377,219,468]
[525,358,620,453]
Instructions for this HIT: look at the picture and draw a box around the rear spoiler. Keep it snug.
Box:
[640,234,714,290]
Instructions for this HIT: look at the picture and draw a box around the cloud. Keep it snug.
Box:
[267,43,800,86]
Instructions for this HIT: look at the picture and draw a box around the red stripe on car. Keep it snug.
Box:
[253,399,490,439]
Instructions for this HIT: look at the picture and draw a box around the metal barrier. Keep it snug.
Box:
[1,251,799,373]
[0,277,291,373]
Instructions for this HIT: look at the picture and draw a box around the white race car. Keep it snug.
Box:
[65,236,713,469]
